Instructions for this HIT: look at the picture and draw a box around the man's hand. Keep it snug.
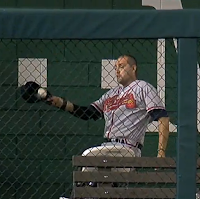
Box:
[157,149,166,158]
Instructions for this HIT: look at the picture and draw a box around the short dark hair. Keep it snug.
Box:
[119,54,137,66]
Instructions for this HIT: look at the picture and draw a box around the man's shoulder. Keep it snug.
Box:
[135,80,155,89]
[104,86,121,97]
[110,86,121,93]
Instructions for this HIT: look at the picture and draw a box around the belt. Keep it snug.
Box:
[105,138,143,150]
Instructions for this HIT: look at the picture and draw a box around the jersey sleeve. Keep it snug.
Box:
[90,94,105,114]
[142,82,165,112]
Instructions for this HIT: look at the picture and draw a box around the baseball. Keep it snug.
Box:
[37,88,47,99]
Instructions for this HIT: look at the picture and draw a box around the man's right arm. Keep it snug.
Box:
[46,96,102,121]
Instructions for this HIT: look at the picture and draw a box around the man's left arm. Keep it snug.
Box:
[142,82,170,157]
[157,116,170,157]
[148,109,170,158]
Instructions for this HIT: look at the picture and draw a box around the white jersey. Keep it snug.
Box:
[91,80,165,147]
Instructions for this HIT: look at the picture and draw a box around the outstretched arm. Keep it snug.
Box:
[46,96,102,121]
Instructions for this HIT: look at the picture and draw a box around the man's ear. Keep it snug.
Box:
[132,65,137,72]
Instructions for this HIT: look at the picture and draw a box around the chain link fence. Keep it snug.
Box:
[0,38,197,199]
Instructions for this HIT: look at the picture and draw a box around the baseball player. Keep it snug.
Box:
[46,54,170,159]
[21,55,170,197]
[21,54,170,159]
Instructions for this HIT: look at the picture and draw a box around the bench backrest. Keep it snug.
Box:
[72,156,178,199]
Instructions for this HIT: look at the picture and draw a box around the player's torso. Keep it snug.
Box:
[103,80,150,139]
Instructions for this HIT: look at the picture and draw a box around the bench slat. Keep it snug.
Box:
[73,156,176,168]
[73,171,176,183]
[73,187,176,199]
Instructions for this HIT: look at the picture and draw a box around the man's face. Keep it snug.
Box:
[115,56,135,86]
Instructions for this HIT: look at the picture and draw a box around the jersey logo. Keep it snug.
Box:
[126,96,136,109]
[104,93,136,112]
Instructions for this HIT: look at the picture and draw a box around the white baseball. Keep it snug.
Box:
[38,88,47,99]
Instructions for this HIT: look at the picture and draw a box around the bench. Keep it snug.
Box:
[72,156,177,199]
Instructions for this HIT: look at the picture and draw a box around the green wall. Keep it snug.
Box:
[0,1,199,199]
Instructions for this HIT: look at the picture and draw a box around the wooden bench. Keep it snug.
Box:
[72,156,178,199]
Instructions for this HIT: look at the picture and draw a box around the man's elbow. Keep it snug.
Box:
[158,116,170,122]
[158,117,170,132]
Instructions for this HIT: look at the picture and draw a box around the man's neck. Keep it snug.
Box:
[122,78,137,88]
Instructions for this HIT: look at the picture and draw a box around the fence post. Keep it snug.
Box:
[177,38,197,199]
